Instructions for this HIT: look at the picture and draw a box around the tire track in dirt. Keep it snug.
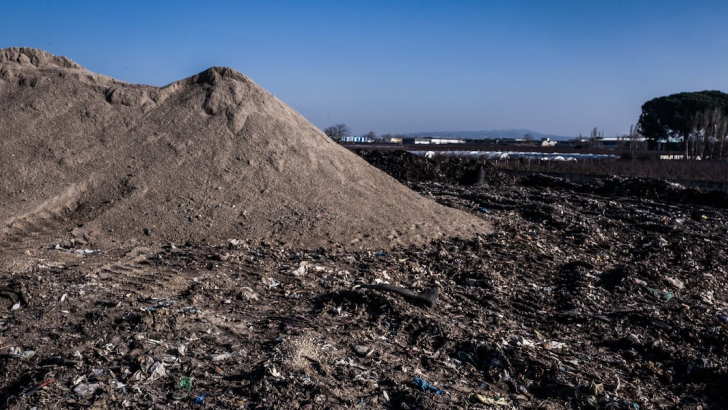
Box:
[93,246,187,298]
[2,182,87,240]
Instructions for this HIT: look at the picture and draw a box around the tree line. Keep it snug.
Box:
[323,90,728,161]
[322,123,398,142]
[637,90,728,160]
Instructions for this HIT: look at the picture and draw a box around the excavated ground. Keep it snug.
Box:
[1,152,727,409]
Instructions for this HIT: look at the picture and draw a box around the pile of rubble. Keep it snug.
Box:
[1,162,727,409]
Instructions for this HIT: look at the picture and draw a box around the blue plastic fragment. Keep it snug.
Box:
[195,394,205,404]
[718,314,728,323]
[479,207,490,214]
[414,377,444,395]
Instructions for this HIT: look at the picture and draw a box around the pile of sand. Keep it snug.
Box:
[0,47,490,248]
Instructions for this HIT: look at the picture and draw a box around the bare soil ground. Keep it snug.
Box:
[1,151,728,409]
[494,157,728,184]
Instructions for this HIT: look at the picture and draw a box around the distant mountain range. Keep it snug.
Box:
[403,129,573,141]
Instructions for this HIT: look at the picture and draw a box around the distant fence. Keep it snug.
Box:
[501,170,728,193]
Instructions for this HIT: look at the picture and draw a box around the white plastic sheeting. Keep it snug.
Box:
[413,151,618,161]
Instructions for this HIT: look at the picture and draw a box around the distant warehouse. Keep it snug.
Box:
[340,136,373,143]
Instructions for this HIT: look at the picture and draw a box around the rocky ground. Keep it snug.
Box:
[1,152,728,409]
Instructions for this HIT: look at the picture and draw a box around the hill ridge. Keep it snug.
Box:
[0,47,83,69]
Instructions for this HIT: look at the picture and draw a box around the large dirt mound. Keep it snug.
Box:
[0,47,490,248]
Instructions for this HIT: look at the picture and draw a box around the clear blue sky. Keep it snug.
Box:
[2,0,727,137]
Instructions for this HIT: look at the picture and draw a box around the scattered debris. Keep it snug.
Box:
[1,156,728,408]
[0,284,28,310]
[352,345,375,358]
[178,377,193,391]
[24,379,54,397]
[414,377,444,395]
[664,276,685,289]
[182,306,201,314]
[356,284,439,307]
[292,261,308,277]
[74,383,103,398]
[264,277,281,289]
[470,393,510,406]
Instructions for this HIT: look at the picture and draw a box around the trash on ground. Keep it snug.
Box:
[74,383,103,398]
[292,261,308,277]
[264,277,281,289]
[178,377,193,391]
[664,276,685,289]
[414,377,444,395]
[24,379,55,397]
[470,393,510,406]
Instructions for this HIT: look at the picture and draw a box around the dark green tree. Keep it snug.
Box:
[637,91,728,143]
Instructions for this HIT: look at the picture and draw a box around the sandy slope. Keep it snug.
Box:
[0,47,490,249]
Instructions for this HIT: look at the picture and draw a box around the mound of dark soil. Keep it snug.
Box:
[355,149,513,186]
